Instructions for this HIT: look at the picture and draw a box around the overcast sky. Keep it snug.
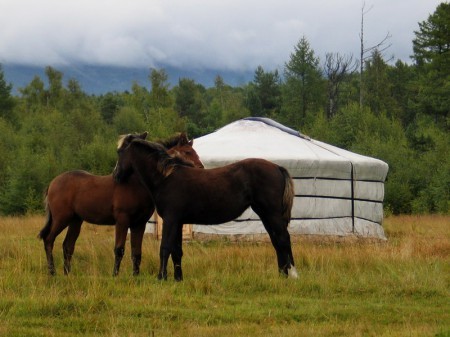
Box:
[0,0,442,71]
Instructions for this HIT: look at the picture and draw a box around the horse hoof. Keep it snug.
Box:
[157,273,167,281]
[279,268,289,278]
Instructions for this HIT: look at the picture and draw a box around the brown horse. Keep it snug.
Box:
[113,138,298,281]
[38,132,204,276]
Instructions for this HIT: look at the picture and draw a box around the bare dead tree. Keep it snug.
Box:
[324,53,359,118]
[359,2,392,109]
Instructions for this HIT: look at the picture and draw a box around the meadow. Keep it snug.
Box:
[0,215,448,337]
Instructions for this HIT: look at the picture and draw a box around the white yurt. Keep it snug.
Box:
[186,117,389,240]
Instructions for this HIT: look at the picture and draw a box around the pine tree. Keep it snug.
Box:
[364,50,393,115]
[246,66,281,117]
[412,2,450,125]
[283,36,324,128]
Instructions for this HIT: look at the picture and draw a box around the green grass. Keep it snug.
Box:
[0,215,448,336]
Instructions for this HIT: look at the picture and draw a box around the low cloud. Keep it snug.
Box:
[0,0,442,70]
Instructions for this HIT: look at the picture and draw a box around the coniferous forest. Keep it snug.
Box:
[0,3,448,216]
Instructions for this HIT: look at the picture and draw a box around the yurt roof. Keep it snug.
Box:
[194,117,389,182]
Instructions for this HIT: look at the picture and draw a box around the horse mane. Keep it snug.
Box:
[131,139,194,177]
[117,134,128,149]
[117,131,148,150]
[118,132,189,151]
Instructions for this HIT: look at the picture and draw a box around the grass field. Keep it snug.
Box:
[0,215,448,336]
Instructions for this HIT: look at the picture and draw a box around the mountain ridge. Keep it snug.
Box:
[3,63,254,95]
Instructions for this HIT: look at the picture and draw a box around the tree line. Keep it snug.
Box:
[0,2,448,216]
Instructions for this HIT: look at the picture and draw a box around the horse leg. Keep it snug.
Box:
[269,229,297,278]
[129,222,146,276]
[43,238,56,276]
[158,219,178,281]
[274,228,297,278]
[287,243,297,278]
[62,220,82,275]
[113,220,129,276]
[42,219,68,276]
[257,212,298,278]
[171,225,184,281]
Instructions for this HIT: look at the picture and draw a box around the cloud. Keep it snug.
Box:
[0,0,442,70]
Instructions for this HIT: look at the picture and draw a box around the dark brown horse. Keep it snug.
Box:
[113,138,298,281]
[38,132,204,276]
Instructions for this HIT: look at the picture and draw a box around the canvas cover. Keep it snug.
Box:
[187,117,389,239]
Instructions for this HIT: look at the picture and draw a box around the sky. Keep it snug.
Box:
[0,0,443,72]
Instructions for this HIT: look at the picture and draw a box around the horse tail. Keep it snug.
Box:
[279,166,294,225]
[38,187,52,240]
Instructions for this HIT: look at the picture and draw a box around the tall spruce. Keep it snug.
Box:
[412,2,450,126]
[283,36,324,128]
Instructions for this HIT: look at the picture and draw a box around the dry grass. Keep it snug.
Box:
[0,215,448,336]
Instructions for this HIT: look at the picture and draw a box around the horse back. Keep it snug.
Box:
[239,158,289,194]
[157,158,290,224]
[47,170,154,226]
[164,158,285,198]
[47,170,116,224]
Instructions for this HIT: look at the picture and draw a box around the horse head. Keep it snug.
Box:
[114,132,204,182]
[113,136,163,183]
[114,132,149,182]
[161,133,204,169]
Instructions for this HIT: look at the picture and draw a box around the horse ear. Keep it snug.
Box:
[140,131,148,140]
[178,132,189,146]
[188,139,193,146]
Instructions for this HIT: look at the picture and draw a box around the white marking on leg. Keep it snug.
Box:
[288,266,299,279]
